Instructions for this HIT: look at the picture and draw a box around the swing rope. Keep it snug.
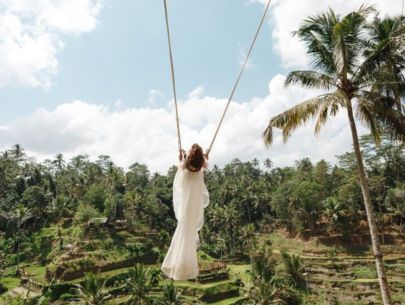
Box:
[206,0,271,154]
[163,0,182,152]
[163,0,272,155]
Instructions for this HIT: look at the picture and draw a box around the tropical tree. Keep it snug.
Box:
[222,204,240,257]
[249,249,301,305]
[159,281,182,305]
[125,264,154,305]
[323,197,346,233]
[10,144,26,164]
[21,186,49,230]
[52,153,65,172]
[4,204,32,274]
[366,16,405,116]
[281,251,305,289]
[263,7,405,304]
[74,272,111,305]
[385,183,405,232]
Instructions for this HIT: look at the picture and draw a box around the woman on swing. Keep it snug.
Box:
[161,144,210,280]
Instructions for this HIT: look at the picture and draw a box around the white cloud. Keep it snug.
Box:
[187,86,204,100]
[0,75,368,173]
[0,0,103,89]
[251,0,404,68]
[113,99,124,110]
[148,89,164,104]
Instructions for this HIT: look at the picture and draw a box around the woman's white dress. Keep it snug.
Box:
[161,160,209,280]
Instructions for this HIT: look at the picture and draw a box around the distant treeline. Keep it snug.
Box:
[0,133,404,261]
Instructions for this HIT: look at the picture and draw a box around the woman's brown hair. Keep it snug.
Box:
[185,144,205,172]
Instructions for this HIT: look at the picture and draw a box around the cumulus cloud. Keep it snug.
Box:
[0,75,368,173]
[148,89,164,104]
[250,0,404,68]
[0,0,103,89]
[2,0,385,172]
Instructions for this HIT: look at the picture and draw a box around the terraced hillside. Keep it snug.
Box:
[2,224,405,304]
[0,220,245,304]
[264,231,405,305]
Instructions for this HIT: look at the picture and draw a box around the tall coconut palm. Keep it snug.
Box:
[263,7,405,304]
[10,144,26,164]
[365,16,405,115]
[5,204,32,274]
[52,153,65,172]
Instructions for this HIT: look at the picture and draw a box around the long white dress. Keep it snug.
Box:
[161,159,209,280]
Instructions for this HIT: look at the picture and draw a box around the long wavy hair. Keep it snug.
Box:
[185,143,205,172]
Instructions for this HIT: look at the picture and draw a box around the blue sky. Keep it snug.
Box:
[0,0,402,172]
[1,0,282,122]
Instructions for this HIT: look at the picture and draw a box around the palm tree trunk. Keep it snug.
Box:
[346,100,392,305]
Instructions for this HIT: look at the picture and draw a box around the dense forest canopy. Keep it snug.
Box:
[0,134,404,263]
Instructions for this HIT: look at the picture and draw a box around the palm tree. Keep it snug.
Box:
[53,153,65,172]
[4,204,32,274]
[10,144,26,164]
[248,280,275,305]
[281,251,305,289]
[240,224,256,256]
[74,272,111,305]
[249,251,301,305]
[248,280,301,305]
[47,195,72,249]
[385,184,405,232]
[366,16,405,115]
[264,158,273,170]
[324,197,346,233]
[222,204,240,257]
[125,264,152,305]
[160,281,182,305]
[263,7,405,304]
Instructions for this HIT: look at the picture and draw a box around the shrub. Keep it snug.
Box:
[74,203,102,225]
[0,282,7,294]
[43,282,77,301]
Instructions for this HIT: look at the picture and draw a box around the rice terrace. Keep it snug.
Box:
[0,0,404,304]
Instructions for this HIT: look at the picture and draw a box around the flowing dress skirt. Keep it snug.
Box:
[161,166,209,280]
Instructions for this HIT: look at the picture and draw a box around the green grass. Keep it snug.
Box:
[24,264,46,279]
[37,225,59,238]
[227,264,250,283]
[210,296,246,305]
[199,251,215,261]
[352,265,377,279]
[106,295,128,305]
[354,278,379,283]
[393,294,405,304]
[258,233,305,254]
[0,277,20,290]
[165,279,234,290]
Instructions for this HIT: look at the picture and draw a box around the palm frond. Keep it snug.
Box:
[263,92,344,146]
[314,91,345,134]
[285,70,335,90]
[295,10,337,75]
[355,100,383,145]
[357,92,405,143]
[332,5,374,76]
[355,16,405,85]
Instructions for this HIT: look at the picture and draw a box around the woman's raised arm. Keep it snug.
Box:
[203,152,209,169]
